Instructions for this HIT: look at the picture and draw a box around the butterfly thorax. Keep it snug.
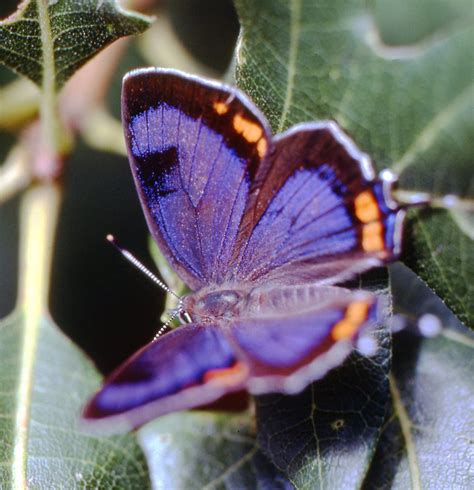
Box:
[183,288,246,324]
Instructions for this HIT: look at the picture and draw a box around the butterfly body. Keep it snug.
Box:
[183,287,246,323]
[84,68,405,431]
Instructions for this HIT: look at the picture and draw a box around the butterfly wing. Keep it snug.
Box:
[233,122,405,286]
[83,292,379,430]
[226,288,382,395]
[122,68,271,290]
[83,324,249,431]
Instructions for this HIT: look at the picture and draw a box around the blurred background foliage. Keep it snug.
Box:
[0,0,239,373]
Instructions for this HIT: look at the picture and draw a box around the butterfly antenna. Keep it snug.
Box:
[153,322,171,340]
[106,235,192,340]
[153,307,182,340]
[106,234,182,302]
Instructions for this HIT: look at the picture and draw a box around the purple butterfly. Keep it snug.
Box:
[83,68,405,431]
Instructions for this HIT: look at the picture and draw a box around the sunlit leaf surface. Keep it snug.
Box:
[364,329,474,489]
[0,313,150,488]
[364,265,474,488]
[0,0,151,89]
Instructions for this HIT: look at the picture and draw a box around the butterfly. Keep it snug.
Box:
[83,68,405,431]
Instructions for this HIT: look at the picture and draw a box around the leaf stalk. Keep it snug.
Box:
[13,182,61,489]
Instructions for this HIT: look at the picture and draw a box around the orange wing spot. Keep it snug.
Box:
[257,137,268,157]
[332,300,370,340]
[355,190,380,223]
[362,221,385,252]
[213,101,229,115]
[233,114,263,143]
[203,361,248,386]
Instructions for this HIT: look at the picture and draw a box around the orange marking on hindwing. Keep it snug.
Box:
[355,190,381,223]
[331,301,370,340]
[203,361,249,385]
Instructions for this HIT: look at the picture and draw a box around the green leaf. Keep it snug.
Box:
[404,209,474,327]
[363,265,474,488]
[138,411,291,489]
[0,0,151,89]
[363,330,474,489]
[234,0,473,325]
[256,325,390,489]
[0,312,150,488]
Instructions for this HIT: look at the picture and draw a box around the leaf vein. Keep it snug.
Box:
[277,0,302,132]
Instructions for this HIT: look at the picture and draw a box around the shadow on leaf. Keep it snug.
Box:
[256,326,391,488]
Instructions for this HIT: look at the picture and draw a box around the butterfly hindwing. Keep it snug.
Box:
[227,289,380,395]
[122,68,271,290]
[84,324,248,430]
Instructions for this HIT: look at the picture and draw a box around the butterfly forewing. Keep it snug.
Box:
[122,68,271,290]
[233,122,404,285]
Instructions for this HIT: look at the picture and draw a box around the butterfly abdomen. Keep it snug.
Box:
[245,284,358,318]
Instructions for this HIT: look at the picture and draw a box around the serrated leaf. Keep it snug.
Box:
[0,0,151,89]
[137,411,292,490]
[234,0,473,326]
[0,312,150,488]
[255,325,390,489]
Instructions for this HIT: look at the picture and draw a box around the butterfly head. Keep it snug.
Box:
[183,288,245,324]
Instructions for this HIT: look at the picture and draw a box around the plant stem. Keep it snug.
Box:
[11,3,65,485]
[0,145,31,205]
[81,108,127,156]
[37,0,62,158]
[13,183,61,489]
[17,183,61,312]
[0,78,39,130]
[394,189,474,211]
